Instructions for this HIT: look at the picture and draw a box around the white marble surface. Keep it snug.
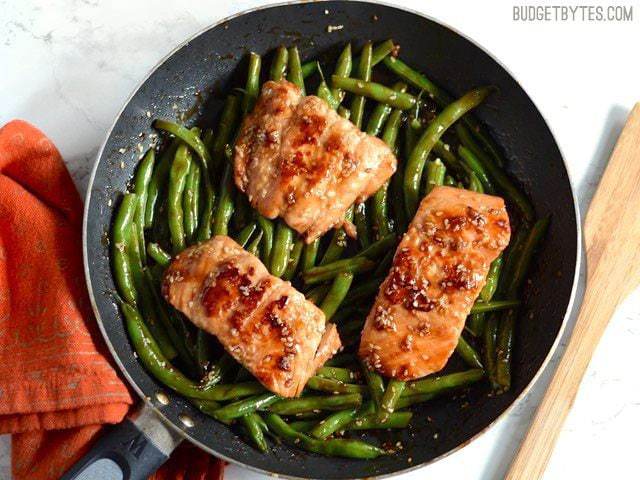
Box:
[2,0,640,478]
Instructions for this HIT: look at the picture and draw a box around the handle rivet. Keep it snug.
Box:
[155,392,170,405]
[179,413,195,428]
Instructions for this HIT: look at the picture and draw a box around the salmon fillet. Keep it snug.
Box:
[162,236,341,397]
[358,186,511,380]
[234,79,397,243]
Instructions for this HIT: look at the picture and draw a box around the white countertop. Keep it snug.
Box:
[2,1,640,478]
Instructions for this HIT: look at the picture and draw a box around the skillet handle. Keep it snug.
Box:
[60,404,182,480]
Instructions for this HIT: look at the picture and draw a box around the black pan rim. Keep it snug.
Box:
[82,1,582,478]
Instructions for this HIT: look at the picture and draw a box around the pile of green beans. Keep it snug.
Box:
[110,40,548,457]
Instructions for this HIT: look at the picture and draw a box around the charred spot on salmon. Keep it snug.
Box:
[441,263,477,292]
[201,264,252,316]
[292,114,325,148]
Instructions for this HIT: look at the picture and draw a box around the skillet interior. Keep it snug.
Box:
[84,2,579,478]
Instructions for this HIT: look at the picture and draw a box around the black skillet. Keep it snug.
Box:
[66,1,580,479]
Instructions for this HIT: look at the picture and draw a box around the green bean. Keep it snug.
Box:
[404,117,420,157]
[145,141,177,228]
[365,102,393,137]
[444,175,457,187]
[211,95,241,170]
[212,150,235,236]
[330,305,365,324]
[350,42,372,129]
[133,149,155,260]
[383,56,451,107]
[484,315,499,388]
[467,172,484,193]
[371,39,396,66]
[424,158,446,195]
[381,95,405,150]
[143,269,198,373]
[182,160,201,242]
[234,222,258,248]
[146,242,171,267]
[455,335,484,369]
[467,313,486,337]
[200,353,237,389]
[317,75,340,110]
[301,60,317,79]
[504,217,550,297]
[404,87,494,216]
[330,43,352,102]
[458,145,495,194]
[324,353,357,368]
[268,394,362,415]
[283,239,304,280]
[456,124,534,222]
[433,140,464,175]
[303,257,376,285]
[112,193,138,304]
[213,393,280,423]
[264,413,386,459]
[167,144,191,254]
[247,230,263,256]
[337,106,350,119]
[302,239,320,271]
[231,193,251,232]
[356,233,397,260]
[390,162,408,234]
[122,302,264,400]
[242,52,262,115]
[496,217,549,391]
[353,202,370,249]
[470,299,520,314]
[385,55,509,169]
[320,206,354,265]
[270,220,294,277]
[320,272,354,320]
[404,369,484,396]
[317,366,358,383]
[343,277,383,304]
[333,76,416,110]
[287,46,305,95]
[348,411,412,430]
[306,376,367,395]
[379,379,405,421]
[341,318,366,345]
[152,121,216,242]
[257,216,274,264]
[305,284,330,305]
[242,413,268,452]
[360,361,385,410]
[288,419,317,433]
[310,407,359,439]
[128,223,177,360]
[480,255,504,303]
[191,399,221,415]
[395,393,436,409]
[270,46,288,81]
[195,330,212,374]
[495,309,516,391]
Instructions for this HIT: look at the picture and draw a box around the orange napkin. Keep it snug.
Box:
[0,120,224,480]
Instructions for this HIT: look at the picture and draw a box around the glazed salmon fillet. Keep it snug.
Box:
[358,186,511,380]
[234,79,397,243]
[162,236,341,397]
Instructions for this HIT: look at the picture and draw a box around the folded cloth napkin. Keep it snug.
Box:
[0,120,224,480]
